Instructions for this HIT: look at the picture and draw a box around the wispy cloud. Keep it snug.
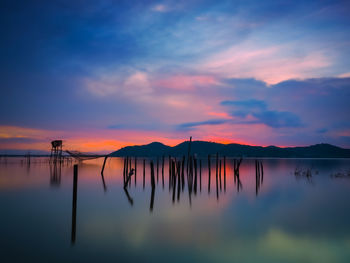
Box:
[151,4,168,12]
[176,119,230,131]
[221,99,302,128]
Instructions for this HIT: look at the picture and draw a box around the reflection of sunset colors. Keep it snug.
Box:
[1,157,350,262]
[1,1,350,153]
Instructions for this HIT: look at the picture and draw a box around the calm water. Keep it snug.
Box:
[1,157,350,263]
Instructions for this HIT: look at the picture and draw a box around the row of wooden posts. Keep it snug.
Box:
[118,154,251,202]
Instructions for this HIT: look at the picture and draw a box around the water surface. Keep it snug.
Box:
[1,157,350,263]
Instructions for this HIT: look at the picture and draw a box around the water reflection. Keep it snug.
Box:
[2,157,350,263]
[50,162,62,186]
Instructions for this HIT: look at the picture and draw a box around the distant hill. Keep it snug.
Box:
[0,149,50,156]
[110,141,350,158]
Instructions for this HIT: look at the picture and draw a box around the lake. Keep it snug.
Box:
[1,157,350,263]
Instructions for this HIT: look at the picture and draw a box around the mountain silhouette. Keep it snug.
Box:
[110,141,350,158]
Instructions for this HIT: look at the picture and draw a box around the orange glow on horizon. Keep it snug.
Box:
[0,125,323,153]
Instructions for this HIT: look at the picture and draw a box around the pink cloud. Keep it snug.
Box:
[198,43,332,84]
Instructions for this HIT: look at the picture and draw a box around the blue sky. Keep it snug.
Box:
[1,0,350,151]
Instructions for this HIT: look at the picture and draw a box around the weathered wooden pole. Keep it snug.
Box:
[181,155,185,191]
[150,161,155,189]
[219,159,222,192]
[134,157,137,186]
[101,155,108,175]
[216,153,218,188]
[162,155,165,188]
[194,157,197,195]
[224,156,226,192]
[199,159,202,192]
[129,157,132,187]
[177,161,181,202]
[143,159,145,189]
[255,160,259,196]
[187,136,192,175]
[233,159,237,184]
[215,160,219,200]
[71,164,78,244]
[157,157,159,184]
[172,160,177,203]
[125,157,129,183]
[208,154,211,193]
[168,155,171,191]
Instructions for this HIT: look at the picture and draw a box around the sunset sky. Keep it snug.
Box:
[1,0,350,153]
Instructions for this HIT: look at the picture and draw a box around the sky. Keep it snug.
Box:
[1,0,350,153]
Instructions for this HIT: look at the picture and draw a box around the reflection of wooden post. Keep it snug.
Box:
[71,164,78,244]
[150,161,155,212]
[172,161,177,203]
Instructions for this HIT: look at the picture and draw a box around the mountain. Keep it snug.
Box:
[0,149,50,156]
[110,141,350,158]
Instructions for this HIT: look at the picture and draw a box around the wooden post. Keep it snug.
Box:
[181,155,185,191]
[215,159,219,200]
[168,155,171,191]
[101,155,108,175]
[224,156,226,192]
[162,155,164,188]
[157,157,159,184]
[219,159,222,192]
[194,157,197,195]
[216,153,218,188]
[71,164,78,244]
[129,157,132,187]
[172,160,177,203]
[143,159,145,189]
[177,161,181,202]
[150,161,155,189]
[134,157,137,186]
[125,157,129,184]
[187,136,192,175]
[199,159,202,192]
[208,155,211,193]
[234,159,236,184]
